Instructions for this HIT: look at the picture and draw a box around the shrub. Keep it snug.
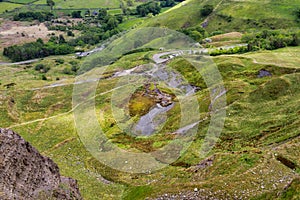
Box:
[35,64,50,73]
[41,75,47,80]
[242,30,300,51]
[136,1,161,17]
[200,4,214,17]
[55,58,64,64]
[62,67,72,75]
[67,30,75,37]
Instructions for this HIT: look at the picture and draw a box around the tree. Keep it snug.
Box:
[58,34,66,44]
[295,8,300,19]
[67,30,75,37]
[46,0,55,10]
[136,1,161,17]
[160,0,175,7]
[189,30,202,41]
[98,8,108,20]
[106,17,118,30]
[36,38,44,44]
[41,75,47,80]
[71,11,82,18]
[200,4,214,17]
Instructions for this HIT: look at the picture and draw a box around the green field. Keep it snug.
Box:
[34,0,121,9]
[0,2,23,13]
[108,8,122,15]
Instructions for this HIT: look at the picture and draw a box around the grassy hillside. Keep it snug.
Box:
[143,0,300,32]
[0,0,300,199]
[142,0,221,29]
[1,46,300,199]
[0,2,23,14]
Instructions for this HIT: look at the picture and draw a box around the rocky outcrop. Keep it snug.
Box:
[0,128,82,200]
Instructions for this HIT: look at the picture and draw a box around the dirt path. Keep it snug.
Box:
[201,0,224,27]
[0,59,40,66]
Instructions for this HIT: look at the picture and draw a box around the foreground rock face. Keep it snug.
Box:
[0,128,82,200]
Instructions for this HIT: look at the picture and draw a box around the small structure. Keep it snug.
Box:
[204,38,212,43]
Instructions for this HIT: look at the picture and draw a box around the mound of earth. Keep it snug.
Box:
[0,128,82,200]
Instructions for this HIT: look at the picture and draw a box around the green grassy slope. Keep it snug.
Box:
[0,2,23,14]
[1,47,300,199]
[143,0,300,32]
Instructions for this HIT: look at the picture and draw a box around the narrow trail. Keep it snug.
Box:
[201,0,224,26]
[0,59,39,66]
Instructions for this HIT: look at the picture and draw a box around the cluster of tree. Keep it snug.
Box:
[136,1,161,17]
[5,8,123,61]
[209,46,248,56]
[160,0,175,7]
[200,4,214,17]
[3,37,74,62]
[210,30,300,56]
[295,8,300,21]
[46,0,55,10]
[121,0,183,16]
[71,10,82,18]
[13,11,54,22]
[60,9,122,46]
[180,26,207,42]
[48,25,68,31]
[242,30,300,51]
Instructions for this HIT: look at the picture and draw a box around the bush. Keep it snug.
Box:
[13,11,54,22]
[210,46,248,56]
[242,30,300,51]
[35,64,44,71]
[71,11,82,18]
[136,1,161,17]
[3,39,75,62]
[35,64,50,73]
[55,58,64,64]
[160,0,175,7]
[210,30,224,36]
[41,75,47,80]
[200,4,214,17]
[67,30,75,37]
[180,26,207,42]
[62,67,72,75]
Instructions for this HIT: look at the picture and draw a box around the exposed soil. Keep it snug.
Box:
[0,19,57,50]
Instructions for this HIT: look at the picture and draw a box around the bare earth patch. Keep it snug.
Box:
[209,32,243,47]
[0,19,57,49]
[210,32,242,40]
